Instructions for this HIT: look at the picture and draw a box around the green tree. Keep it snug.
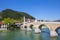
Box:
[3,18,15,24]
[20,17,23,23]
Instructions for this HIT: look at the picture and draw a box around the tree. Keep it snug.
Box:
[3,18,15,24]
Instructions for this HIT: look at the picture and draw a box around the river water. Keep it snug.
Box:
[0,30,59,40]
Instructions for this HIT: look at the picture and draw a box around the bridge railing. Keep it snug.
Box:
[40,22,60,24]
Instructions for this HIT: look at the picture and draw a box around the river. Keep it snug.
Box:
[0,30,58,40]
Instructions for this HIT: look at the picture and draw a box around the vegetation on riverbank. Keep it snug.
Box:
[0,30,10,32]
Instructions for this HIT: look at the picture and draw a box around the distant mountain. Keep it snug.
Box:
[53,20,60,22]
[0,9,35,20]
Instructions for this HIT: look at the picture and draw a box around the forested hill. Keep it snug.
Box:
[0,9,35,20]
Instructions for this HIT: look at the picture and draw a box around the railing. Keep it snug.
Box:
[40,22,60,24]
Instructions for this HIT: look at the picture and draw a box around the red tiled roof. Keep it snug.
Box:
[0,22,3,24]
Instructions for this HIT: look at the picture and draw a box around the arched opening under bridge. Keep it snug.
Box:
[55,26,60,34]
[29,24,33,29]
[39,24,50,33]
[55,26,60,40]
[24,26,27,29]
[39,24,50,40]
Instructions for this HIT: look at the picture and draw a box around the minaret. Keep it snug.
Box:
[35,19,37,22]
[23,16,25,28]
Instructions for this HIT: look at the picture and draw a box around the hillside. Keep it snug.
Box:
[0,9,35,20]
[53,20,60,22]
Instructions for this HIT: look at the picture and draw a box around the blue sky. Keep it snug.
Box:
[0,0,60,20]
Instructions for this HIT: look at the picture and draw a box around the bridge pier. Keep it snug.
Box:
[50,30,58,37]
[34,26,41,33]
[21,27,26,30]
[27,27,32,31]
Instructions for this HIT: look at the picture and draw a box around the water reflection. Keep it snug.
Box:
[55,27,60,40]
[51,37,58,40]
[41,28,50,40]
[57,28,60,40]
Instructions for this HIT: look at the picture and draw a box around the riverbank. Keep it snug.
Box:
[0,30,11,32]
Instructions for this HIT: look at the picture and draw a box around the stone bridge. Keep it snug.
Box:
[25,22,60,31]
[22,22,60,37]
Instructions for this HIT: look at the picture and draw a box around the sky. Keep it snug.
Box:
[0,0,60,20]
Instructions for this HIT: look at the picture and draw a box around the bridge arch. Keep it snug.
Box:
[55,26,60,34]
[38,24,49,29]
[38,24,50,33]
[24,26,27,29]
[55,26,60,40]
[29,24,34,29]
